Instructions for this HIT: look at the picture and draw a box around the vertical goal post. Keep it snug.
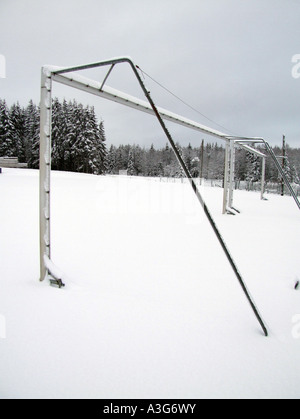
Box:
[223,139,268,215]
[39,57,273,335]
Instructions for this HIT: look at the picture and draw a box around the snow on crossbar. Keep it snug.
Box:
[51,69,228,140]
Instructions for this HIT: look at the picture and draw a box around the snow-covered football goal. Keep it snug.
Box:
[40,56,298,336]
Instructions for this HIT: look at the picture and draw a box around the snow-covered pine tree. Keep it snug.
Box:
[286,147,300,185]
[24,100,40,168]
[79,106,107,174]
[190,156,200,178]
[133,145,144,175]
[105,144,117,174]
[184,143,193,172]
[245,151,261,182]
[59,100,85,172]
[127,149,135,175]
[213,144,225,179]
[147,143,157,176]
[126,145,144,176]
[114,146,124,173]
[174,142,185,177]
[281,145,299,185]
[52,100,107,174]
[116,145,130,172]
[0,99,14,157]
[94,119,107,174]
[51,97,66,171]
[68,101,84,171]
[162,143,173,166]
[77,104,95,173]
[9,102,26,162]
[29,106,40,169]
[63,99,79,172]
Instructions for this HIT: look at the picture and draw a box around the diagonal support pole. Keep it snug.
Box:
[138,83,268,337]
[120,59,268,336]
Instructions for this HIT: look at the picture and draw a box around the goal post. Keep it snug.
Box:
[39,57,269,336]
[39,66,52,283]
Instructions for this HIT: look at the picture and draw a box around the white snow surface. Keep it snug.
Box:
[0,168,300,399]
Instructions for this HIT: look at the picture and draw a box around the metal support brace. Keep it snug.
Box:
[100,64,115,91]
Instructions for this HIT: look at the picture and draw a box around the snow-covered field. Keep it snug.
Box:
[0,168,300,399]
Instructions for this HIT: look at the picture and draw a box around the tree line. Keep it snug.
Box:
[106,142,300,184]
[1,97,300,184]
[0,98,107,174]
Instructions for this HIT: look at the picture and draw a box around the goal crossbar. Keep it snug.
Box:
[40,57,269,336]
[51,67,229,140]
[52,65,297,211]
[49,65,276,211]
[48,58,299,210]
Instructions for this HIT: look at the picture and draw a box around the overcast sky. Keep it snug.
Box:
[1,0,300,148]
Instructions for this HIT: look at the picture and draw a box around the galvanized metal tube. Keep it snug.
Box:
[39,66,52,281]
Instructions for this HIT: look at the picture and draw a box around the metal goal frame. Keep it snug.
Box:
[39,57,272,335]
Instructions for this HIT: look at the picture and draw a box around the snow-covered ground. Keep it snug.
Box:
[0,168,300,399]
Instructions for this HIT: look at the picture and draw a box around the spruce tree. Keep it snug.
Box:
[245,151,261,182]
[184,143,193,172]
[51,97,65,171]
[0,99,14,157]
[9,102,26,162]
[89,117,107,175]
[127,149,135,175]
[147,143,157,176]
[24,100,40,168]
[105,144,117,174]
